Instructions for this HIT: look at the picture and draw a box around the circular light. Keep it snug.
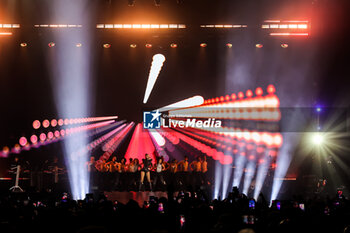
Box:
[42,119,50,128]
[76,43,82,47]
[30,135,38,144]
[246,89,253,97]
[226,43,232,48]
[130,44,137,48]
[48,42,55,47]
[54,130,60,138]
[170,43,177,48]
[19,137,27,146]
[103,43,111,48]
[316,107,322,112]
[33,120,41,129]
[267,84,276,94]
[153,54,166,63]
[40,133,46,142]
[256,44,263,48]
[47,132,54,140]
[281,43,288,48]
[145,44,152,48]
[51,119,57,127]
[20,42,27,47]
[312,133,324,145]
[200,43,207,48]
[255,87,263,96]
[2,146,10,155]
[58,119,64,126]
[238,92,244,99]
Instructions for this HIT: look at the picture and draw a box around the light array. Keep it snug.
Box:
[168,85,280,121]
[0,24,20,28]
[95,123,134,165]
[200,24,247,28]
[262,20,309,37]
[32,116,118,129]
[270,32,309,36]
[0,32,13,36]
[96,24,186,29]
[34,24,82,28]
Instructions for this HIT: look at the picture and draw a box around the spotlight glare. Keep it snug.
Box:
[200,43,207,48]
[130,44,137,48]
[170,43,177,48]
[143,54,166,104]
[226,43,232,48]
[20,42,27,47]
[256,43,263,48]
[145,43,152,48]
[76,43,82,47]
[312,133,324,145]
[48,42,55,47]
[103,43,111,48]
[281,43,288,48]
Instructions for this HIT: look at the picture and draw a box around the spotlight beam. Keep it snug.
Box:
[155,95,204,112]
[143,54,166,104]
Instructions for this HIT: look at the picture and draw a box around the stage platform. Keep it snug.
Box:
[104,191,168,206]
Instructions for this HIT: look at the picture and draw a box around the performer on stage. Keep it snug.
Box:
[128,158,140,190]
[177,156,190,189]
[86,156,97,188]
[190,156,203,189]
[201,156,208,185]
[119,158,127,190]
[106,156,119,191]
[153,156,166,190]
[169,159,179,190]
[139,154,153,191]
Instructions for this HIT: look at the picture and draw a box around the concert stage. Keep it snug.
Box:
[104,191,168,206]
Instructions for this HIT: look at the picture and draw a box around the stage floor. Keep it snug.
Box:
[104,191,168,206]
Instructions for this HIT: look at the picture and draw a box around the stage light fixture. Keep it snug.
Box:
[170,43,177,48]
[33,120,41,129]
[154,0,160,6]
[30,135,38,144]
[128,0,135,6]
[130,44,137,48]
[76,43,82,47]
[42,119,50,128]
[20,43,27,47]
[226,43,232,48]
[19,137,28,146]
[48,42,55,47]
[103,43,111,48]
[255,44,263,48]
[145,44,152,48]
[281,43,288,48]
[0,32,12,36]
[200,43,207,48]
[143,54,166,104]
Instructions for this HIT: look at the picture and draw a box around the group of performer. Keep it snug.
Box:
[86,154,209,191]
[7,154,209,192]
